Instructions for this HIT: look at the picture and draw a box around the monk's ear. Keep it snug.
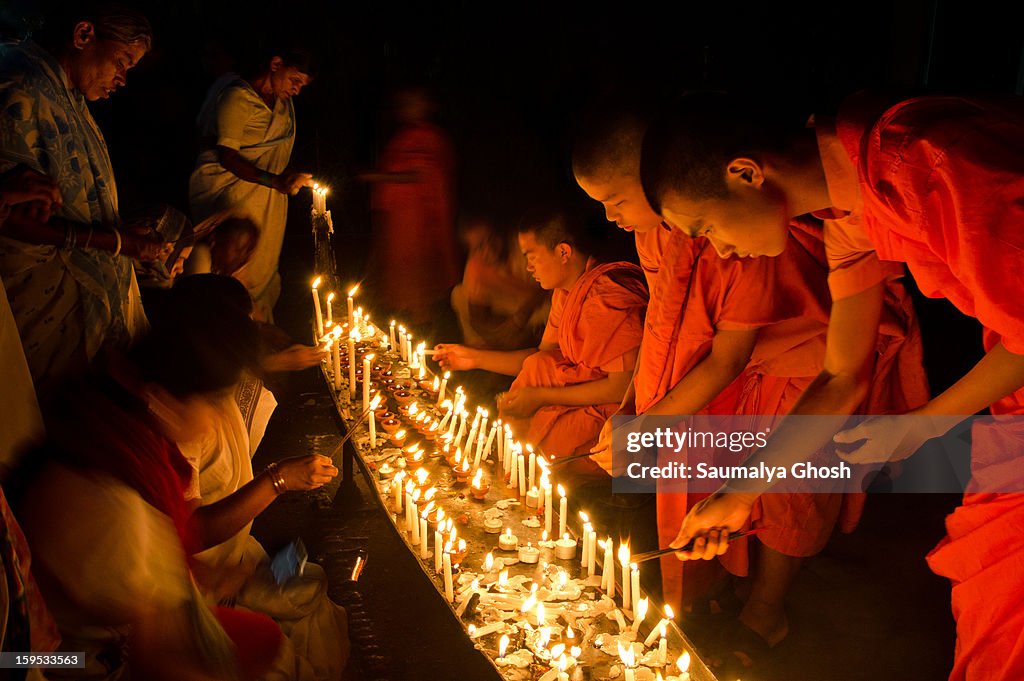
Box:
[725,157,766,189]
[558,242,572,262]
[72,21,96,50]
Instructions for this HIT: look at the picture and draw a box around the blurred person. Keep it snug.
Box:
[189,44,315,321]
[0,4,169,396]
[361,86,460,325]
[185,212,261,279]
[133,205,196,295]
[450,211,550,350]
[14,275,285,680]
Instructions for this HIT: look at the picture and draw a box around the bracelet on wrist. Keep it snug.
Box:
[257,170,276,189]
[112,227,122,257]
[265,462,287,494]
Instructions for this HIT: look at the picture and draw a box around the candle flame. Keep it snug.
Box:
[636,596,649,622]
[505,528,512,538]
[571,646,581,659]
[312,276,321,289]
[484,553,493,571]
[579,511,589,523]
[472,469,483,488]
[619,543,631,565]
[326,292,335,303]
[566,625,575,639]
[559,571,568,588]
[443,370,450,379]
[369,394,382,410]
[677,651,691,673]
[618,641,636,668]
[542,530,548,542]
[536,602,545,626]
[415,468,428,485]
[498,635,509,659]
[550,643,565,660]
[458,539,466,552]
[467,624,476,637]
[520,593,537,613]
[665,604,675,620]
[365,353,375,362]
[394,429,406,440]
[498,569,508,586]
[558,484,566,498]
[538,626,550,648]
[423,488,437,502]
[332,325,343,338]
[347,285,359,297]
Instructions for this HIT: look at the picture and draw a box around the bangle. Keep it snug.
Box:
[265,462,287,494]
[112,228,122,257]
[257,170,276,189]
[62,223,76,250]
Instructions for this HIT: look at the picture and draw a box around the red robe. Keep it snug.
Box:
[823,95,1024,681]
[642,220,927,611]
[634,224,674,294]
[506,260,648,479]
[370,122,460,323]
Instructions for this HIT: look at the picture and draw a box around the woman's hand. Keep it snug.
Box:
[497,387,544,419]
[277,454,338,491]
[834,413,961,464]
[273,171,313,196]
[122,231,172,261]
[261,344,327,373]
[0,168,61,216]
[434,343,478,372]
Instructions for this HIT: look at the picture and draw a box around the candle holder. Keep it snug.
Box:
[394,390,414,406]
[454,465,473,484]
[375,405,393,420]
[390,431,408,447]
[470,481,491,500]
[380,418,402,435]
[449,546,469,566]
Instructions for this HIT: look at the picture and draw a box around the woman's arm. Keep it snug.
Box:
[216,147,311,195]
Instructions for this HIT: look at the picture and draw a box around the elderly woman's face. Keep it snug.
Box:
[68,22,146,101]
[269,61,311,100]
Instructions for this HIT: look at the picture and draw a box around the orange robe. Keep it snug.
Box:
[641,220,927,611]
[821,94,1024,681]
[634,224,673,293]
[507,260,648,479]
[370,122,461,323]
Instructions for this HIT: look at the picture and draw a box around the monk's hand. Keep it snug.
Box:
[497,387,544,419]
[589,418,619,475]
[834,413,957,465]
[274,171,314,196]
[278,454,338,491]
[670,489,754,561]
[262,344,327,373]
[434,343,477,371]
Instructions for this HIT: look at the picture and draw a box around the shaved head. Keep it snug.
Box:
[573,107,652,182]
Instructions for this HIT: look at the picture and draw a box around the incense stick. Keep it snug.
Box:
[630,528,765,563]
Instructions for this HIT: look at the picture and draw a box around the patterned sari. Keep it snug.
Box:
[0,40,145,394]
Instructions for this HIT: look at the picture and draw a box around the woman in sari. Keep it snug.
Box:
[189,47,315,322]
[14,275,284,680]
[0,6,168,397]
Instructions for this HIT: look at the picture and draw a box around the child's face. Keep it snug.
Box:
[660,186,790,259]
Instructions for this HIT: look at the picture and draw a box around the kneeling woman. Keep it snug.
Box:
[14,275,282,680]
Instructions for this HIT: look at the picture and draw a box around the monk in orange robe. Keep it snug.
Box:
[361,87,460,325]
[576,110,927,661]
[646,92,1024,681]
[435,206,647,482]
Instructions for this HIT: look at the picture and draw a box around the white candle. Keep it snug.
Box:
[434,530,443,573]
[473,425,486,469]
[580,519,591,569]
[658,624,667,665]
[418,343,426,368]
[362,353,373,410]
[323,293,334,329]
[443,552,454,602]
[483,421,498,462]
[407,334,415,367]
[496,421,505,463]
[347,332,357,398]
[332,334,341,391]
[543,477,553,536]
[644,605,675,647]
[311,277,324,338]
[620,544,631,610]
[393,477,404,513]
[411,502,420,545]
[631,596,648,633]
[517,454,527,497]
[558,485,567,537]
[528,448,536,490]
[525,487,540,508]
[438,371,449,406]
[420,516,429,559]
[509,449,518,489]
[347,285,357,329]
[389,320,396,350]
[588,529,597,574]
[602,537,614,593]
[554,534,577,560]
[368,409,376,448]
[631,564,640,614]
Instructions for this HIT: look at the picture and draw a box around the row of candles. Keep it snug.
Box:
[311,278,696,680]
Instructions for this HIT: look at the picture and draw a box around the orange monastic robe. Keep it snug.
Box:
[822,95,1024,681]
[642,219,927,611]
[634,224,673,294]
[506,260,648,478]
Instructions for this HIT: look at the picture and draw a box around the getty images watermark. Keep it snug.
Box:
[608,414,1024,495]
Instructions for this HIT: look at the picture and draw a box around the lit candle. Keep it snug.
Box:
[331,328,342,392]
[407,334,416,368]
[389,320,396,350]
[558,485,567,537]
[417,342,426,369]
[587,528,597,574]
[347,330,357,398]
[498,528,518,551]
[325,292,335,327]
[434,528,443,573]
[311,277,324,338]
[362,353,373,410]
[420,514,429,560]
[525,486,540,508]
[620,543,631,610]
[658,622,668,666]
[543,474,553,536]
[602,537,614,593]
[438,371,449,406]
[517,542,540,564]
[496,420,504,463]
[473,419,487,469]
[508,447,518,489]
[579,513,591,569]
[517,452,527,497]
[443,552,454,602]
[644,604,675,647]
[631,596,648,633]
[347,285,358,329]
[557,655,569,681]
[527,446,536,490]
[619,642,636,681]
[498,635,509,661]
[630,563,640,614]
[393,473,405,513]
[398,326,407,361]
[554,533,577,560]
[675,652,691,681]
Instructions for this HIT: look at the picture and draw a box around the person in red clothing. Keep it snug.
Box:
[362,86,460,326]
[641,92,1024,681]
[575,109,927,666]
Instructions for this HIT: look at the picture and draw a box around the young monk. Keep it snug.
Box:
[643,92,1024,681]
[576,107,927,668]
[434,206,648,480]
